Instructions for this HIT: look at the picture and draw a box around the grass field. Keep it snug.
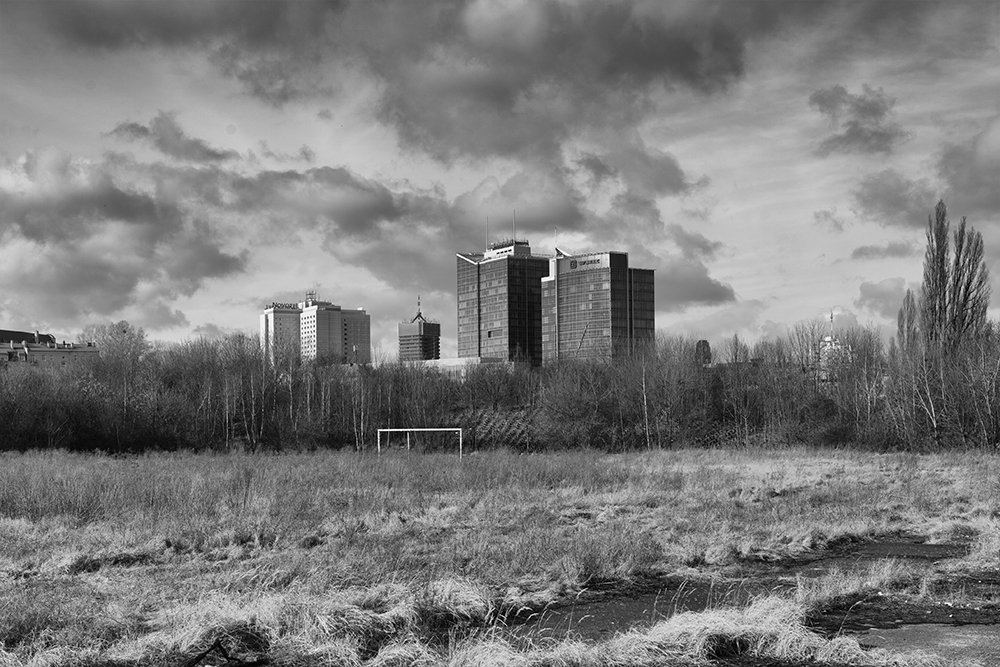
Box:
[0,446,996,666]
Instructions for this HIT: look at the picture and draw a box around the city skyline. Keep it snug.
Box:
[1,1,998,357]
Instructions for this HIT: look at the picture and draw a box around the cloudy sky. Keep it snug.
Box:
[1,0,998,355]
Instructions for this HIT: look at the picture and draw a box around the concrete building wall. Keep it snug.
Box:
[261,298,369,365]
[1,340,100,367]
[260,305,301,363]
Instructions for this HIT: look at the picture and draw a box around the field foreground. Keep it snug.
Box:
[0,447,997,666]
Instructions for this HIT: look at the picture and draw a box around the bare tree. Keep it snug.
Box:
[897,288,918,352]
[947,216,990,348]
[919,200,990,351]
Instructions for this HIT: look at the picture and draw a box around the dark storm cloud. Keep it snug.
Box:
[227,166,404,238]
[813,208,846,232]
[809,84,911,156]
[137,301,190,329]
[109,112,239,162]
[163,224,249,294]
[666,224,723,261]
[498,170,586,232]
[339,169,588,296]
[367,0,761,162]
[600,138,697,197]
[10,0,345,106]
[936,119,1000,223]
[209,43,337,107]
[2,155,177,243]
[191,322,235,340]
[602,191,734,311]
[653,256,737,311]
[0,149,248,329]
[15,0,770,162]
[576,153,617,184]
[16,1,996,171]
[854,277,906,319]
[851,169,936,228]
[850,242,916,260]
[18,0,341,50]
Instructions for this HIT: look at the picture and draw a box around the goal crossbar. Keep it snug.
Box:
[376,428,463,459]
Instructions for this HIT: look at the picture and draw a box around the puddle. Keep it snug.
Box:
[860,624,1000,666]
[791,540,970,578]
[511,577,794,641]
[511,538,981,645]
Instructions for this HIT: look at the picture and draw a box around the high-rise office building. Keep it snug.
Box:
[300,295,371,364]
[260,292,370,364]
[260,302,302,362]
[541,250,655,362]
[456,239,549,365]
[398,298,441,361]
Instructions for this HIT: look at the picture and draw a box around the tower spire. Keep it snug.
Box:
[411,295,426,323]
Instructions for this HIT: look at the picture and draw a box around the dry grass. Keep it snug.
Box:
[0,446,996,666]
[794,559,917,609]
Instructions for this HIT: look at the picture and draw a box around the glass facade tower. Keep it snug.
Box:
[541,251,655,362]
[456,239,549,365]
[398,302,441,361]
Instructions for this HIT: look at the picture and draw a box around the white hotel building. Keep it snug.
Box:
[260,292,370,364]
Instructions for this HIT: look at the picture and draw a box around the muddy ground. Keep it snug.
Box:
[505,537,999,664]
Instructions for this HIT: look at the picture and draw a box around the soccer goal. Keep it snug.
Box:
[376,428,464,459]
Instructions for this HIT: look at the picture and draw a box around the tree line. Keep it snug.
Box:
[1,201,995,452]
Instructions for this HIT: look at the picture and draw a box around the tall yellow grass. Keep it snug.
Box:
[0,446,996,666]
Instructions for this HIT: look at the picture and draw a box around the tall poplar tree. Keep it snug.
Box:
[917,200,990,351]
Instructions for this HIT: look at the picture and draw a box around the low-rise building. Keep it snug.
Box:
[0,330,99,368]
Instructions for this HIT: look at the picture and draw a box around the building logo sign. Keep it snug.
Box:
[567,257,604,272]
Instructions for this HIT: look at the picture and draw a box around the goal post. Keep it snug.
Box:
[376,428,463,459]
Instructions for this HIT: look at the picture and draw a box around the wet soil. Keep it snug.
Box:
[807,573,1000,636]
[507,537,999,662]
[505,573,795,641]
[859,624,1000,667]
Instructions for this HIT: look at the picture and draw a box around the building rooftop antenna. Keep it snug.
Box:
[513,208,516,242]
[411,295,426,323]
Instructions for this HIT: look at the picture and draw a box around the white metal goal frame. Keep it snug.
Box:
[376,428,464,459]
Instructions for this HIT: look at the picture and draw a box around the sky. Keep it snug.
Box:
[1,0,998,357]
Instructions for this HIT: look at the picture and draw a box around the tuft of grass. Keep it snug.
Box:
[643,596,949,666]
[447,639,528,667]
[0,447,996,666]
[414,579,492,632]
[950,517,1000,572]
[795,558,915,610]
